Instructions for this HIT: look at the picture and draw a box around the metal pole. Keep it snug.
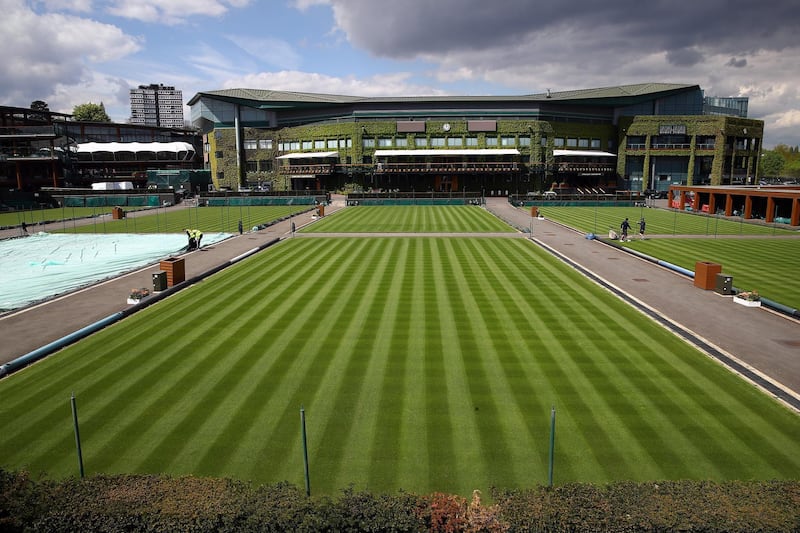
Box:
[548,406,555,487]
[300,406,311,496]
[71,392,85,479]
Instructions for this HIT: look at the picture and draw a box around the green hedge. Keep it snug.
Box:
[1,470,798,532]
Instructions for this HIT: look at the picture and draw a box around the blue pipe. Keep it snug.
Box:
[759,297,800,319]
[660,261,694,278]
[0,312,124,377]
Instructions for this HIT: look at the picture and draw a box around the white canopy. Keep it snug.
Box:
[375,149,520,157]
[276,151,339,159]
[76,142,195,154]
[553,150,617,158]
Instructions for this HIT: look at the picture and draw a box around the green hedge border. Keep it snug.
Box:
[2,470,797,532]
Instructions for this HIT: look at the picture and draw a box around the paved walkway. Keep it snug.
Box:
[1,197,798,411]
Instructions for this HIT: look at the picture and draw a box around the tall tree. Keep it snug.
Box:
[759,151,785,178]
[72,102,110,122]
[30,100,50,112]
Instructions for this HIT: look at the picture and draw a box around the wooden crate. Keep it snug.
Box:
[159,257,185,287]
[694,261,721,290]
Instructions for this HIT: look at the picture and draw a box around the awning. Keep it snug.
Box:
[76,142,195,154]
[374,149,520,157]
[276,151,339,159]
[553,150,617,157]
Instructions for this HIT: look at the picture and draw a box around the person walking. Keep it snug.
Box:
[639,218,646,239]
[20,221,28,235]
[620,217,631,241]
[238,220,243,235]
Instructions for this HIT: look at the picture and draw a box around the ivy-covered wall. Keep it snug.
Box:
[206,115,759,192]
[617,115,764,189]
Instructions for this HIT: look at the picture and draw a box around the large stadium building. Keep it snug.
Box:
[188,83,764,195]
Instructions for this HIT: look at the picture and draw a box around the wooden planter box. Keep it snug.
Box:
[159,257,185,287]
[694,261,722,290]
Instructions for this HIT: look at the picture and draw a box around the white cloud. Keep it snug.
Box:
[222,70,446,97]
[106,0,251,25]
[0,1,141,108]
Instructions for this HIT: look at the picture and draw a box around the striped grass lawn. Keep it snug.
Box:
[534,206,800,309]
[305,205,516,233]
[535,206,797,236]
[621,238,800,310]
[48,205,311,234]
[1,238,798,496]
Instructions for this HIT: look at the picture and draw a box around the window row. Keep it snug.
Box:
[275,139,353,151]
[553,137,602,148]
[247,136,604,151]
[243,139,274,150]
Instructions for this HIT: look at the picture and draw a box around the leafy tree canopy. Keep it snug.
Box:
[72,102,110,122]
[759,151,785,177]
[30,100,49,112]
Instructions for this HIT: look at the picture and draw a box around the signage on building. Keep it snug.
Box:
[659,124,686,135]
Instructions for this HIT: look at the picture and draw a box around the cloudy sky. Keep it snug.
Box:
[3,0,799,148]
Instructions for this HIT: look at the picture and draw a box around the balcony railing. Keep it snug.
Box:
[278,163,334,175]
[374,161,520,173]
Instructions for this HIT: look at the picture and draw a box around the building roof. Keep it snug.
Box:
[188,83,699,108]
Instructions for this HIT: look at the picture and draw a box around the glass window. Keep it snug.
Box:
[246,161,257,172]
[447,137,462,147]
[430,137,445,146]
[415,137,427,147]
[554,138,564,147]
[591,138,601,148]
[214,151,223,158]
[378,138,393,147]
[327,139,338,149]
[486,136,498,146]
[466,136,478,146]
[395,137,408,147]
[578,138,589,148]
[541,136,547,146]
[501,136,515,146]
[519,136,531,146]
[363,138,375,148]
[302,141,313,150]
[314,140,325,149]
[567,138,577,147]
[258,139,272,149]
[289,141,300,150]
[259,160,272,171]
[244,140,257,150]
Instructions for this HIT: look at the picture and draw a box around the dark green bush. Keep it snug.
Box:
[1,469,798,532]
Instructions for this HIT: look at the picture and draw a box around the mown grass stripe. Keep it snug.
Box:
[366,239,412,490]
[423,238,463,492]
[396,239,431,490]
